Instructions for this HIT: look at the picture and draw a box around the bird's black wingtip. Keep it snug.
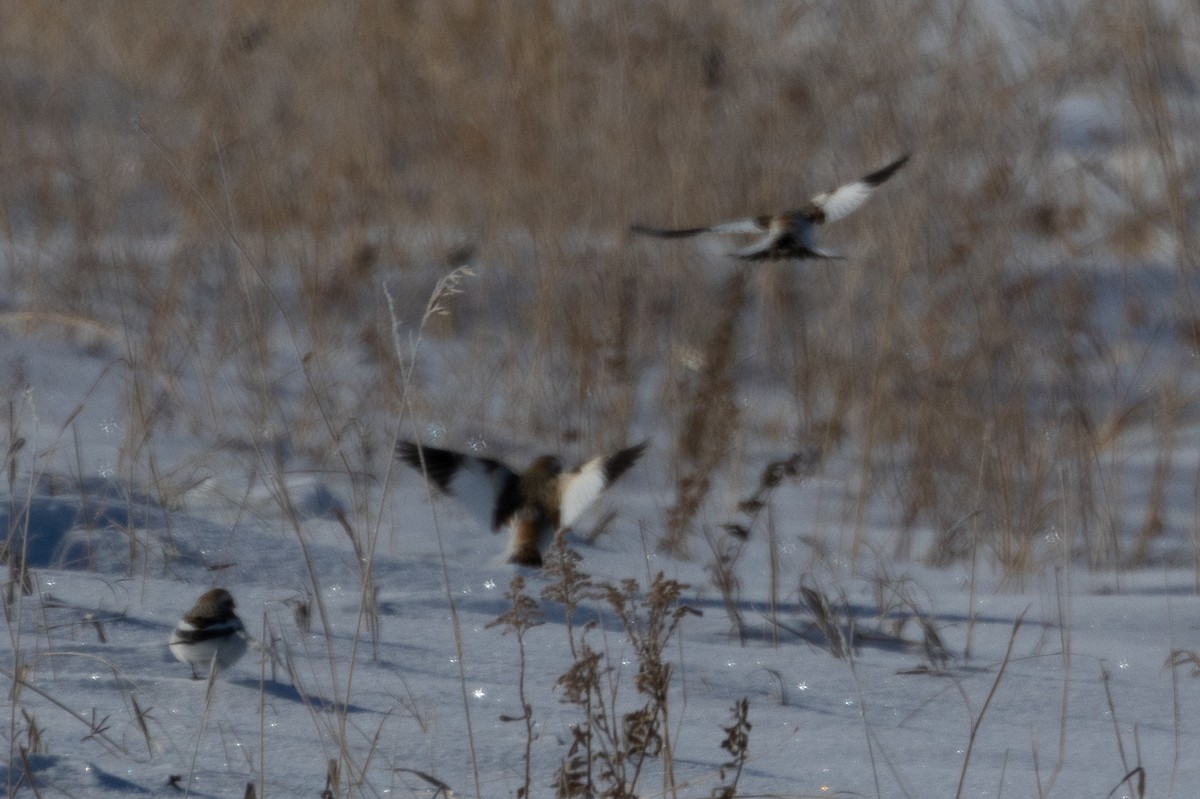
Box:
[631,223,710,239]
[863,152,912,186]
[604,440,648,483]
[396,440,423,468]
[396,441,464,494]
[631,223,676,238]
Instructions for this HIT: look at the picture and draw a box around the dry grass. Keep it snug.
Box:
[2,1,1198,581]
[0,7,1194,789]
[536,540,700,799]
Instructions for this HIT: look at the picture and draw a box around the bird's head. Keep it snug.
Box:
[527,455,563,480]
[200,588,236,612]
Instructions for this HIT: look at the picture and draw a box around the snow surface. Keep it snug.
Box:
[1,323,1197,799]
[4,9,1200,790]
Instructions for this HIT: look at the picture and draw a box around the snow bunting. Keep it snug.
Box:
[398,440,648,567]
[169,588,249,680]
[632,152,910,261]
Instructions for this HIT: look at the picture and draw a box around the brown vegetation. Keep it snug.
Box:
[1,1,1198,576]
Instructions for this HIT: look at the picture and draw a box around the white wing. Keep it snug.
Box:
[398,442,516,532]
[813,180,877,223]
[444,456,516,532]
[728,232,782,258]
[558,456,610,529]
[814,153,910,224]
[707,218,769,235]
[557,442,646,529]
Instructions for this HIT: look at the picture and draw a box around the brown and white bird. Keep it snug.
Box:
[398,440,648,567]
[632,153,910,261]
[169,588,249,680]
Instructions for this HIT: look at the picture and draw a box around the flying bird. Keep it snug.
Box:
[632,152,910,261]
[169,588,250,680]
[398,440,648,567]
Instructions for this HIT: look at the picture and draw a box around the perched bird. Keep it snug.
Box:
[632,152,910,261]
[169,588,249,680]
[398,440,648,567]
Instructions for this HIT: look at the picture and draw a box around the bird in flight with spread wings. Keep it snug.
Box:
[632,153,910,261]
[398,440,647,567]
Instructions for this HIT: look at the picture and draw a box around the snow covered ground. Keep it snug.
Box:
[1,323,1197,799]
[3,4,1199,796]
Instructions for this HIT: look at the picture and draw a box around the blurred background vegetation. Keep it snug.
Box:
[1,1,1197,575]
